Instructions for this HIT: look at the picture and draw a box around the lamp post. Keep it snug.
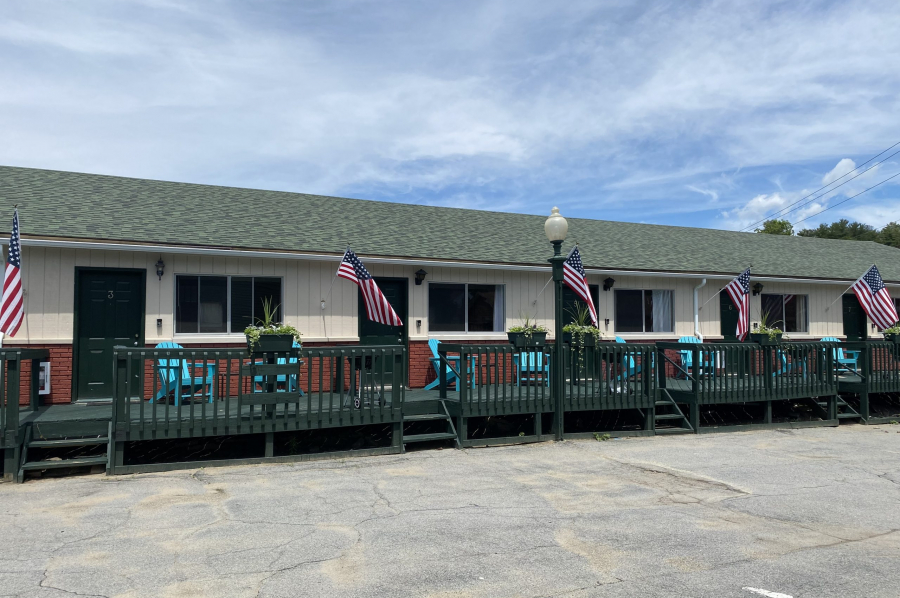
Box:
[544,207,568,441]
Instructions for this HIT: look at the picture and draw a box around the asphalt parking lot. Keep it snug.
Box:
[1,424,899,598]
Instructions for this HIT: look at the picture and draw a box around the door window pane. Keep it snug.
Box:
[563,285,600,326]
[429,284,465,331]
[231,277,253,332]
[175,276,199,333]
[615,290,644,332]
[198,277,227,333]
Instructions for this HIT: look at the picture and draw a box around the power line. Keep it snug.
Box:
[741,141,900,232]
[791,171,900,227]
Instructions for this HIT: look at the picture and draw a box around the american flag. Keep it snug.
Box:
[724,268,750,341]
[563,246,598,326]
[337,248,403,327]
[852,265,898,331]
[0,209,24,337]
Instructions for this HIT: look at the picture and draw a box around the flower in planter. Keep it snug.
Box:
[244,297,302,352]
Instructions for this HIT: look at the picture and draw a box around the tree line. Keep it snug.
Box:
[754,218,900,249]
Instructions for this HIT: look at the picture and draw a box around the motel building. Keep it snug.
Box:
[2,165,900,480]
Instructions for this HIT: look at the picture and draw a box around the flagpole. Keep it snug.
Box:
[824,268,868,312]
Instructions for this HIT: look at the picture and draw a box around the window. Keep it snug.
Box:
[761,294,807,333]
[614,289,673,333]
[428,283,505,333]
[175,276,282,334]
[563,285,600,325]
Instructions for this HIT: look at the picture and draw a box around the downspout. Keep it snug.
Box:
[693,278,707,341]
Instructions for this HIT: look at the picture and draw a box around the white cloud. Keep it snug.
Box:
[823,158,857,185]
[0,0,899,226]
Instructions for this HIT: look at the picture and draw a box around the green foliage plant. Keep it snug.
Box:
[244,297,302,351]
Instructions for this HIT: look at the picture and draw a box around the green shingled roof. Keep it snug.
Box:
[2,165,899,282]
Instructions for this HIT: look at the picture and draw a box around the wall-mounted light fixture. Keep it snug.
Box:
[155,257,165,281]
[752,282,764,296]
[415,269,428,285]
[603,277,615,291]
[604,318,610,327]
[320,300,326,310]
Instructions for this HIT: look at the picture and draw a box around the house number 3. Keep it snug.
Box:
[107,291,114,299]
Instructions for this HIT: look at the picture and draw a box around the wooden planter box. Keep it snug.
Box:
[247,333,295,354]
[884,333,900,344]
[749,333,782,346]
[507,331,548,348]
[563,332,597,347]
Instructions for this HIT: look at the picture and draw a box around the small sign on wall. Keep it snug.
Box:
[38,361,50,395]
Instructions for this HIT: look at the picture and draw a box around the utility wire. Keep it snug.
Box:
[791,171,900,227]
[741,141,900,231]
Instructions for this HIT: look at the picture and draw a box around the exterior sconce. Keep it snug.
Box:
[603,277,615,291]
[752,282,764,296]
[415,269,427,285]
[155,257,165,281]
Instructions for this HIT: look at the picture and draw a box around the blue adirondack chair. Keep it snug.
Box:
[253,341,304,395]
[513,351,550,386]
[614,336,655,381]
[152,341,216,405]
[425,339,475,390]
[821,337,859,374]
[678,336,715,378]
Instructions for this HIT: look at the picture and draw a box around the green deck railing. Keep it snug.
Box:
[436,342,655,417]
[111,345,405,443]
[1,348,49,481]
[556,342,656,412]
[656,341,838,404]
[843,341,900,395]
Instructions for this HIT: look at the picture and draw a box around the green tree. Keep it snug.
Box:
[797,219,880,242]
[879,222,900,249]
[754,219,794,235]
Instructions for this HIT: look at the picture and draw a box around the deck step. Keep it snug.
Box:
[403,413,450,422]
[655,414,687,421]
[20,455,108,471]
[837,412,862,419]
[655,427,693,435]
[403,432,458,443]
[28,437,109,449]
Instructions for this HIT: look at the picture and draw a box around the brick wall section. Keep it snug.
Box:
[8,345,72,406]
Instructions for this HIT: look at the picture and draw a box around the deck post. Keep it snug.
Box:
[264,432,274,458]
[29,357,41,412]
[763,400,772,424]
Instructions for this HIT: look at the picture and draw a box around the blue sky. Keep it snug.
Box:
[1,0,899,231]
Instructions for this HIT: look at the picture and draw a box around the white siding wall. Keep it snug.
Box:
[5,246,885,344]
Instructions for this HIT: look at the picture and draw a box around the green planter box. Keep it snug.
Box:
[749,333,782,346]
[884,333,900,344]
[563,332,597,347]
[507,331,548,348]
[247,333,295,354]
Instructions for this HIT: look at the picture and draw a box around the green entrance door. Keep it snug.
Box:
[358,278,408,385]
[842,294,868,341]
[75,269,145,400]
[720,292,739,341]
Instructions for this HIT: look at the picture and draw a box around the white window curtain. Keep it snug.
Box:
[493,285,505,332]
[795,296,808,332]
[652,290,673,332]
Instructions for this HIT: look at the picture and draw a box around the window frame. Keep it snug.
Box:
[427,282,506,334]
[174,274,284,335]
[613,288,674,334]
[760,293,809,334]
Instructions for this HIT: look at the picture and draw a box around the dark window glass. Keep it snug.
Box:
[231,277,253,332]
[468,285,496,332]
[429,284,465,331]
[644,291,654,332]
[198,277,227,333]
[615,290,644,332]
[761,294,785,330]
[175,276,199,333]
[563,285,600,326]
[254,278,282,324]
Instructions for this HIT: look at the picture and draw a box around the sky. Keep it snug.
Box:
[1,0,900,232]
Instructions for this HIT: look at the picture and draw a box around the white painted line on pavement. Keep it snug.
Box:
[743,588,794,598]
